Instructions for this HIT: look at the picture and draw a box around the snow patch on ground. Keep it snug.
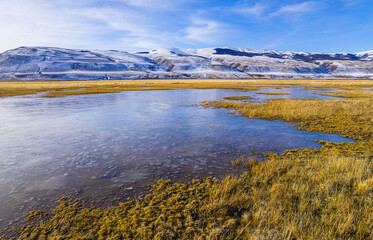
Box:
[0,46,372,81]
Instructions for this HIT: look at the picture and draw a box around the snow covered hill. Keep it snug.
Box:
[0,46,372,80]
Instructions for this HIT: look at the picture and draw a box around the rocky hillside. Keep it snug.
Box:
[0,46,372,80]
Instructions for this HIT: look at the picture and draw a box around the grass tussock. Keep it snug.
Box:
[2,80,373,239]
[223,96,254,101]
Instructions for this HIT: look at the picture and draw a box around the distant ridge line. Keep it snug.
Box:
[0,46,372,80]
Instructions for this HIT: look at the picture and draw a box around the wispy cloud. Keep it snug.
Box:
[183,17,225,44]
[337,0,368,7]
[0,0,191,52]
[0,0,371,53]
[113,0,187,11]
[271,1,317,16]
[231,3,266,17]
[0,0,103,51]
[229,1,318,20]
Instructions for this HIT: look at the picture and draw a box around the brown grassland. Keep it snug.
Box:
[1,79,373,239]
[1,79,373,98]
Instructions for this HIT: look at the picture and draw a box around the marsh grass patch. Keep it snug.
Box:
[223,96,254,101]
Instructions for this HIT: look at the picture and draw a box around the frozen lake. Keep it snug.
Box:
[0,86,354,226]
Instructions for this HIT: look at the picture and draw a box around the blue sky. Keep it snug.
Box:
[0,0,372,53]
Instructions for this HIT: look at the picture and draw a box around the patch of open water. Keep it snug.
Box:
[0,87,353,226]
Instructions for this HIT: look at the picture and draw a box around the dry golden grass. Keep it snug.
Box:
[0,79,260,97]
[204,93,373,141]
[1,79,373,98]
[223,96,254,101]
[7,149,373,239]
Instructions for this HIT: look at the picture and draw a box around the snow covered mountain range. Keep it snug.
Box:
[0,46,372,80]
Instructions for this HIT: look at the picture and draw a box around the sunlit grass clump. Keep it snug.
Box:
[223,96,254,101]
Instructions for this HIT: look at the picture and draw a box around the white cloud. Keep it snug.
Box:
[77,6,185,51]
[114,0,183,10]
[229,1,319,21]
[232,3,266,17]
[337,0,367,7]
[184,18,224,43]
[272,1,317,16]
[0,0,192,52]
[0,0,104,52]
